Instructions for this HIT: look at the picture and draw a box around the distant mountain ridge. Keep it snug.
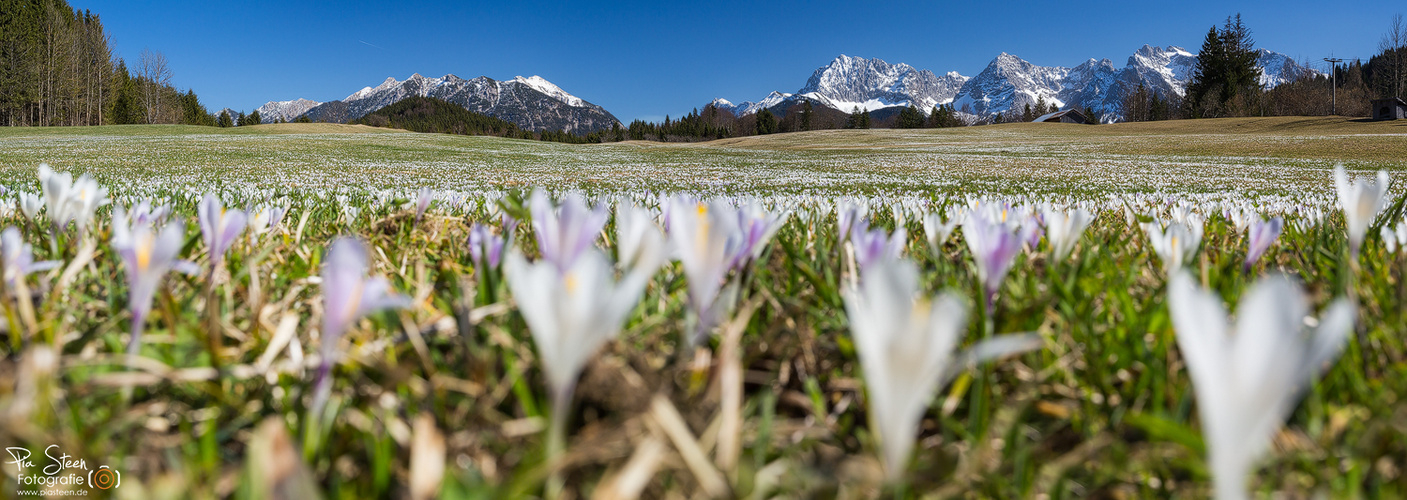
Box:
[715,46,1320,122]
[262,74,619,133]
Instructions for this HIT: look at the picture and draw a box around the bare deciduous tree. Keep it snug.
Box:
[1381,14,1406,99]
[138,47,171,124]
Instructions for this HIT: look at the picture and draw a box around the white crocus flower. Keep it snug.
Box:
[922,211,958,254]
[615,201,664,272]
[1144,219,1203,273]
[844,256,1041,482]
[1333,165,1390,257]
[504,244,661,480]
[18,192,42,221]
[1041,206,1094,262]
[1167,272,1354,500]
[65,175,108,231]
[666,197,742,345]
[1381,220,1407,254]
[37,164,108,232]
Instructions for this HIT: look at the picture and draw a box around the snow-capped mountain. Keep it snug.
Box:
[950,53,1069,118]
[1256,49,1312,88]
[255,98,321,123]
[709,55,968,117]
[295,73,619,133]
[797,55,968,112]
[716,47,1318,122]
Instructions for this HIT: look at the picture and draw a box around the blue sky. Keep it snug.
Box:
[79,0,1400,123]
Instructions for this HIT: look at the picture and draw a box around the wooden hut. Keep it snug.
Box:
[1033,109,1089,124]
[1372,97,1407,120]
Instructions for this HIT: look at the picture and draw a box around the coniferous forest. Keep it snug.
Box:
[0,0,215,126]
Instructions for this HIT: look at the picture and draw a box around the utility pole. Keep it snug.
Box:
[1323,57,1343,115]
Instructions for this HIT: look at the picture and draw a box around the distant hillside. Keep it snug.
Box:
[350,96,531,138]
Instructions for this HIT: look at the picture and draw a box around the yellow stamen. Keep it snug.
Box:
[136,233,154,271]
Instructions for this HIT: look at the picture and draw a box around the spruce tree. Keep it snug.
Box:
[755,109,777,135]
[896,105,924,128]
[800,100,813,131]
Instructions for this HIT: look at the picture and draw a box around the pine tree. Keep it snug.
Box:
[896,105,924,128]
[800,99,813,131]
[1187,14,1262,117]
[217,110,232,127]
[1022,103,1033,122]
[755,109,777,135]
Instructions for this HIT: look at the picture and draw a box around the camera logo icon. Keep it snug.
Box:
[89,465,120,489]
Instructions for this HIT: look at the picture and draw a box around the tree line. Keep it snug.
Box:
[0,0,216,126]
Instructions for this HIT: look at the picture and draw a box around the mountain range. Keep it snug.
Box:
[250,44,1319,130]
[713,45,1319,122]
[259,74,619,133]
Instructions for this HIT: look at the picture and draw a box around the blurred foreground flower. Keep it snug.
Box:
[1041,206,1093,262]
[1167,272,1353,500]
[729,201,787,271]
[504,243,661,489]
[38,164,108,232]
[1381,220,1407,254]
[667,197,742,345]
[467,222,509,269]
[312,237,411,416]
[922,211,958,255]
[1,227,59,287]
[844,256,1040,482]
[1144,219,1203,274]
[248,204,287,242]
[111,207,198,353]
[614,201,664,272]
[415,187,433,224]
[849,219,906,270]
[198,193,248,271]
[963,205,1023,309]
[530,190,608,271]
[1244,216,1283,271]
[18,192,41,221]
[1333,165,1390,257]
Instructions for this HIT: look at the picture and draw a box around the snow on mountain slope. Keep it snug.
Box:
[950,53,1068,117]
[710,55,968,117]
[255,98,322,123]
[512,75,585,107]
[296,73,620,133]
[714,46,1319,122]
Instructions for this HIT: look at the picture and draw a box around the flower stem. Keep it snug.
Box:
[545,385,573,500]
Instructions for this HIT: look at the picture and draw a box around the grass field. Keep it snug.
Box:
[0,117,1403,196]
[0,118,1404,499]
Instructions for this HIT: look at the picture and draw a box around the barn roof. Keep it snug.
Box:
[1034,109,1084,122]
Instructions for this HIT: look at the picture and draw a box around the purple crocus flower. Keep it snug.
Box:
[468,223,508,268]
[529,190,608,272]
[1,227,60,288]
[312,237,411,416]
[849,219,907,270]
[963,207,1024,310]
[111,208,199,353]
[1244,216,1284,271]
[198,193,248,271]
[729,201,787,271]
[835,198,869,245]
